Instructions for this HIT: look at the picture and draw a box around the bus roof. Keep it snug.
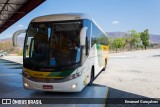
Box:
[31,13,108,37]
[31,13,92,22]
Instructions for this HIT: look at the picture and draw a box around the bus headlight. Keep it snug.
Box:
[68,69,83,80]
[24,82,29,88]
[23,72,31,78]
[71,84,77,89]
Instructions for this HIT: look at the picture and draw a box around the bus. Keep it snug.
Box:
[13,13,109,92]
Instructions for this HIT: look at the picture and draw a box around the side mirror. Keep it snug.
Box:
[12,29,26,47]
[80,27,88,46]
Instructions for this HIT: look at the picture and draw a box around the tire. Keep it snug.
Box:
[102,59,107,71]
[88,67,94,86]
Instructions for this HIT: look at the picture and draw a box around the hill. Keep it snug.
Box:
[0,37,24,48]
[149,34,160,44]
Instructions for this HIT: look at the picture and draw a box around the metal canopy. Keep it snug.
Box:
[0,0,45,33]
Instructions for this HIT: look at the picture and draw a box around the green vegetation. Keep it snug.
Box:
[128,30,141,50]
[109,29,150,52]
[109,37,126,53]
[0,40,14,53]
[140,29,150,50]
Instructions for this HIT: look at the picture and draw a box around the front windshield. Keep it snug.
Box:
[24,21,82,68]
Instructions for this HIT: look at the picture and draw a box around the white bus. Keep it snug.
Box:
[13,13,109,92]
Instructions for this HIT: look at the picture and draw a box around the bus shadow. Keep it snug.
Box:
[108,87,159,107]
[27,84,160,107]
[28,83,154,98]
[0,59,22,69]
[92,84,159,107]
[0,83,158,106]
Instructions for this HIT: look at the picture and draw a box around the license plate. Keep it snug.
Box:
[43,85,53,89]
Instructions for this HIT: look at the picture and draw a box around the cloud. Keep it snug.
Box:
[18,24,23,27]
[112,20,120,25]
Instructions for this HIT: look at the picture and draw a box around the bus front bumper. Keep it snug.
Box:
[23,76,85,92]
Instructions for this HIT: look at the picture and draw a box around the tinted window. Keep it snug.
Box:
[24,21,82,68]
[91,22,108,46]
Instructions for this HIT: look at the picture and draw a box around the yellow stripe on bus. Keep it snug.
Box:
[23,68,63,78]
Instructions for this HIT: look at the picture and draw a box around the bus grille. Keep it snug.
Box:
[28,77,66,83]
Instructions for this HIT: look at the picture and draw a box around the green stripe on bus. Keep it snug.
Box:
[60,69,75,77]
[48,72,61,77]
[48,69,75,77]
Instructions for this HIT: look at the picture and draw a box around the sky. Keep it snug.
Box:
[0,0,160,39]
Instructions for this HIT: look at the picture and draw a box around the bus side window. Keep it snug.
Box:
[92,22,108,46]
[92,22,98,46]
[91,37,96,46]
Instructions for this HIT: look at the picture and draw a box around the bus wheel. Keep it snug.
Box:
[88,67,94,86]
[102,59,107,71]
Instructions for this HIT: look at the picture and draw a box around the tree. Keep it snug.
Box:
[128,30,141,50]
[140,29,149,50]
[111,38,126,53]
[0,40,14,53]
[0,40,23,55]
[108,37,113,49]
